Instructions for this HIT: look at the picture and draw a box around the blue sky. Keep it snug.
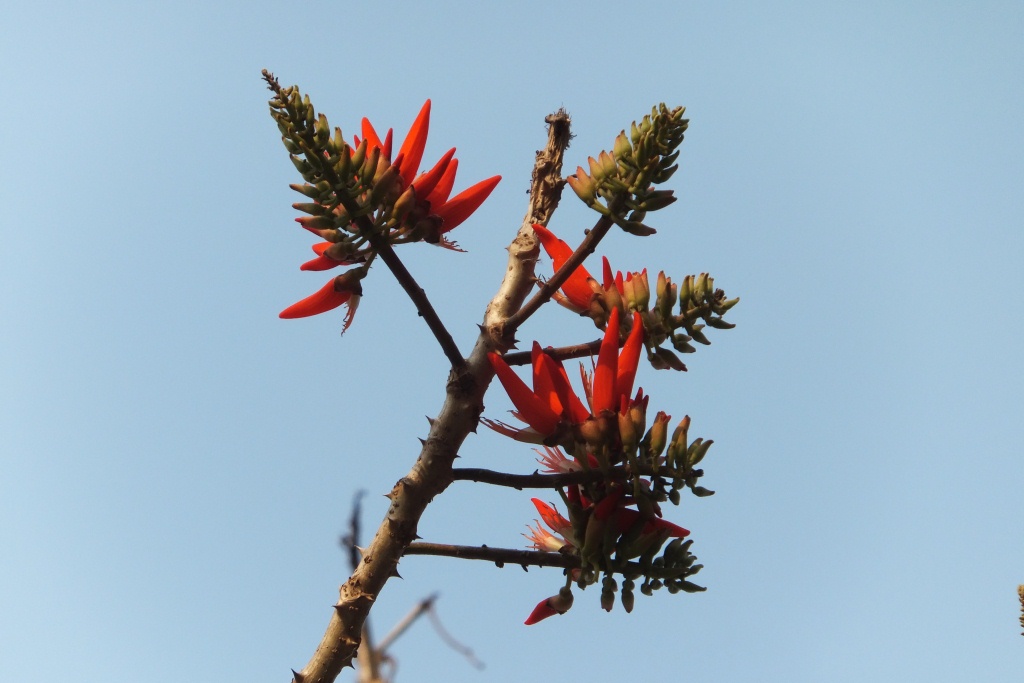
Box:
[3,1,1022,681]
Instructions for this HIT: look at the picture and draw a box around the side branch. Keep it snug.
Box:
[451,465,689,489]
[504,215,614,332]
[404,542,578,569]
[451,467,612,488]
[502,338,602,366]
[374,241,466,371]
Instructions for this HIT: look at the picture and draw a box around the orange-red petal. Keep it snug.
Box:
[397,100,431,186]
[524,598,560,625]
[489,352,560,435]
[411,148,456,199]
[532,224,596,311]
[279,277,353,319]
[616,311,645,400]
[531,343,565,418]
[592,307,620,414]
[435,175,501,233]
[423,157,458,206]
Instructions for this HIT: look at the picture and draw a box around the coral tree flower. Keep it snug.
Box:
[349,100,502,239]
[487,307,645,442]
[283,100,501,326]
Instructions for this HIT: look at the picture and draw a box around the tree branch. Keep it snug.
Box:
[289,106,573,683]
[451,467,613,489]
[404,542,579,569]
[373,240,466,371]
[502,338,602,366]
[450,464,690,489]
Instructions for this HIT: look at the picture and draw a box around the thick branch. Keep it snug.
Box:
[404,542,578,569]
[290,107,573,683]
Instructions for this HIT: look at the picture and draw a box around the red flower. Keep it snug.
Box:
[279,272,362,332]
[487,308,644,441]
[284,101,501,327]
[347,100,502,237]
[530,224,598,313]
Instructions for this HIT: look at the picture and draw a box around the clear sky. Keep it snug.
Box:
[3,1,1023,681]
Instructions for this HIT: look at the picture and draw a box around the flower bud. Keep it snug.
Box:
[645,411,670,460]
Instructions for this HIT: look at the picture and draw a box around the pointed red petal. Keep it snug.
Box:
[279,277,353,319]
[592,308,620,414]
[381,128,393,162]
[435,175,501,233]
[616,311,645,400]
[300,255,343,271]
[423,157,458,206]
[488,352,560,435]
[397,100,431,186]
[547,352,591,424]
[411,148,456,199]
[531,224,596,309]
[602,256,615,290]
[360,118,384,153]
[524,598,560,625]
[531,343,565,418]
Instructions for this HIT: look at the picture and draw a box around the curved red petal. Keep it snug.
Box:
[488,352,560,435]
[531,224,596,309]
[602,256,615,289]
[424,157,458,206]
[616,311,645,400]
[360,118,384,153]
[398,100,431,186]
[524,598,560,625]
[279,277,353,319]
[592,308,620,414]
[411,148,456,199]
[531,343,565,418]
[546,352,591,424]
[435,175,501,233]
[300,255,343,271]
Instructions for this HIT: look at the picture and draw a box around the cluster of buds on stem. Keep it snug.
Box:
[531,224,738,371]
[567,104,688,236]
[263,71,500,327]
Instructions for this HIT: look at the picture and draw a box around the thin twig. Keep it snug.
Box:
[404,542,578,569]
[375,594,438,654]
[426,606,485,670]
[450,465,687,489]
[406,541,695,581]
[502,338,603,366]
[373,241,466,371]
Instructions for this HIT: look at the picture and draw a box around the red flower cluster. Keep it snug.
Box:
[281,101,501,326]
[487,307,644,444]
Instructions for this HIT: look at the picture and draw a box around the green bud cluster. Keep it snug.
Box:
[644,270,739,371]
[567,104,688,236]
[552,410,713,615]
[263,72,408,263]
